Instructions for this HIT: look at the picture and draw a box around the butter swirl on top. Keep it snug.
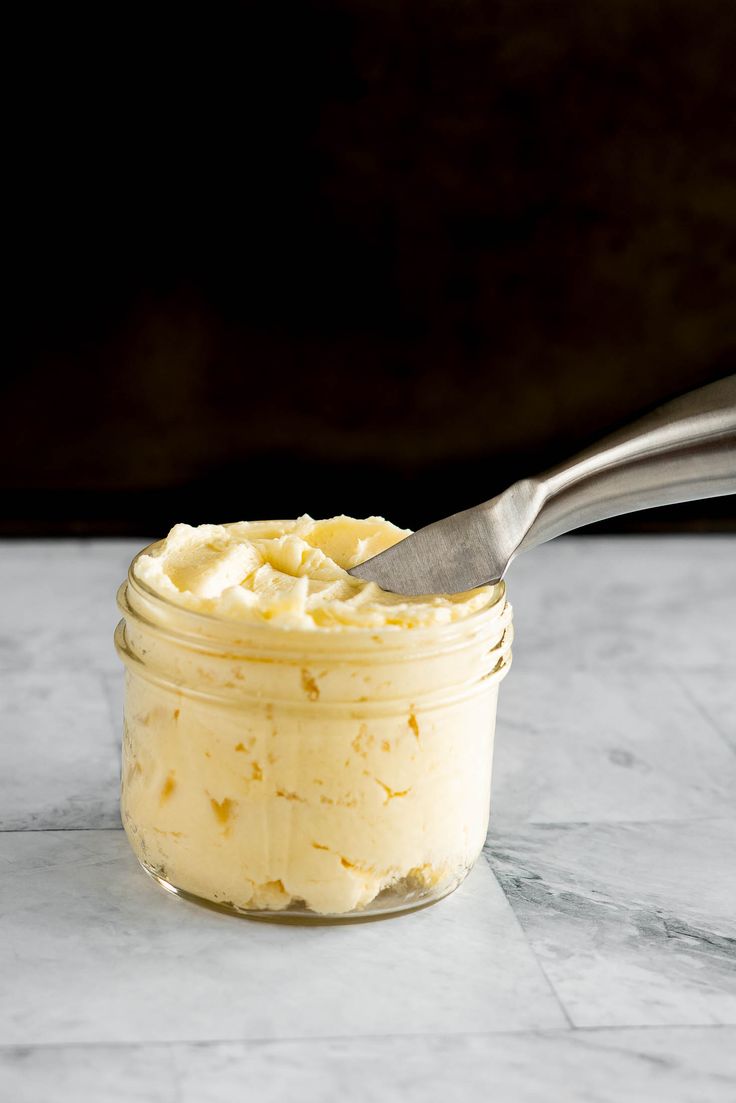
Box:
[134,515,497,629]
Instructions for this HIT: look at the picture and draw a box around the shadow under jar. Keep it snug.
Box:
[115,554,513,921]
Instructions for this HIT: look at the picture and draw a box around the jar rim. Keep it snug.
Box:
[115,615,513,711]
[124,538,508,654]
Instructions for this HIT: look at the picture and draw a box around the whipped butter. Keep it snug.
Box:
[133,515,497,628]
[117,516,513,917]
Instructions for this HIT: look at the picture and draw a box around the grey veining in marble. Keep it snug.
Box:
[490,668,736,825]
[0,540,140,677]
[486,818,736,1027]
[1,536,735,1102]
[508,536,736,672]
[0,671,120,830]
[1,1028,735,1103]
[678,668,736,754]
[0,831,565,1046]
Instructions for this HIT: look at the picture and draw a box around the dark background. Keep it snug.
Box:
[4,1,735,536]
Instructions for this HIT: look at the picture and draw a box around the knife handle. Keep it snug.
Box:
[517,374,736,553]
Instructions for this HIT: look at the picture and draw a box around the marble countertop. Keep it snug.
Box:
[1,536,734,1102]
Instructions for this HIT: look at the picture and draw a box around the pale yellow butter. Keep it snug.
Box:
[134,514,497,628]
[120,516,512,916]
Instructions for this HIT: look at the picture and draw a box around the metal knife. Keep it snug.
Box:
[348,374,736,595]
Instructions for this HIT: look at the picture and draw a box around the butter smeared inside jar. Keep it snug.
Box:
[117,516,513,918]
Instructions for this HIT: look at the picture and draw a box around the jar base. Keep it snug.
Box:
[137,858,466,924]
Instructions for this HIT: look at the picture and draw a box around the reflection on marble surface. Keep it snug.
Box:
[0,536,734,1101]
[486,819,736,1027]
[0,831,564,1046]
[1,1027,735,1103]
[490,668,736,824]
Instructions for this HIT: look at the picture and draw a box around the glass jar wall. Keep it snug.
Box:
[115,554,513,921]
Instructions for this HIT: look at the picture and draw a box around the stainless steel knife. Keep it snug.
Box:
[348,375,736,595]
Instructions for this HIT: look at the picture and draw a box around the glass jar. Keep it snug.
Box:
[115,546,513,921]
